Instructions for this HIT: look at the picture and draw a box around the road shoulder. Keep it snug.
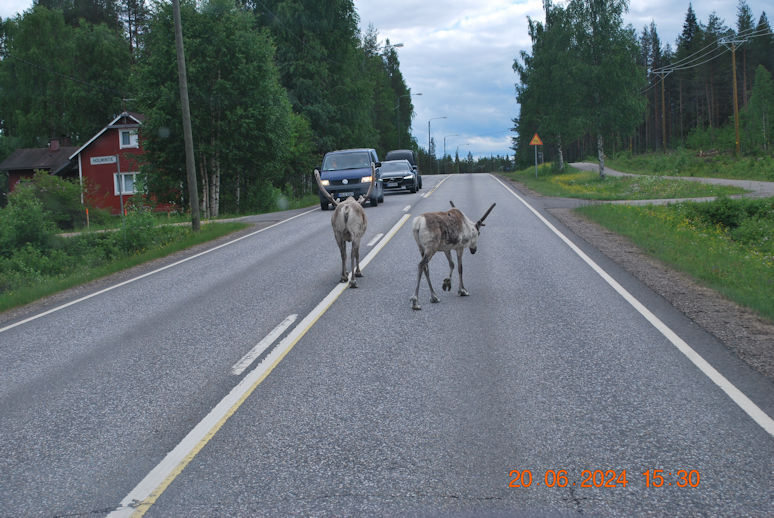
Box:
[501,176,774,383]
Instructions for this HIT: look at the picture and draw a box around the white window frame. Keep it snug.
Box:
[114,172,139,195]
[119,129,139,149]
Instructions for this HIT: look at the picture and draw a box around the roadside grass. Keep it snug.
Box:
[606,150,774,182]
[503,164,747,199]
[575,199,774,322]
[0,221,249,313]
[78,193,320,231]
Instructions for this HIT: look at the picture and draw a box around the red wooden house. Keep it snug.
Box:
[69,112,145,214]
[0,139,78,194]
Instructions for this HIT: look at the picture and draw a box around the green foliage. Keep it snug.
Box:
[504,164,745,200]
[135,0,296,217]
[607,150,774,181]
[11,171,84,229]
[513,0,647,169]
[577,199,774,321]
[0,5,129,147]
[741,65,774,153]
[0,187,55,253]
[0,221,248,311]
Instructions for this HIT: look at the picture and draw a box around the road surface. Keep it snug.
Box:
[1,174,772,516]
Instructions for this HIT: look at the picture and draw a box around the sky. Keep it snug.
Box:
[1,0,770,158]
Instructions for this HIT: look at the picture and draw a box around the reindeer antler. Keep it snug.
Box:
[314,169,339,207]
[355,163,376,206]
[476,203,496,230]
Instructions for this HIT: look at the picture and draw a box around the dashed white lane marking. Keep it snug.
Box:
[367,233,384,247]
[491,174,774,437]
[402,205,411,212]
[107,212,413,517]
[230,314,298,375]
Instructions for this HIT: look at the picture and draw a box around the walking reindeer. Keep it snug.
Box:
[410,201,495,310]
[314,165,376,288]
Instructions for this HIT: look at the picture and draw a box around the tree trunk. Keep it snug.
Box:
[556,134,564,171]
[597,133,605,178]
[199,156,210,220]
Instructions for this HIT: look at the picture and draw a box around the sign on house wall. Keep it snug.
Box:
[90,156,117,165]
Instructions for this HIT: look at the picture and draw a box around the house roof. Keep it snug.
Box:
[0,146,78,175]
[69,111,144,160]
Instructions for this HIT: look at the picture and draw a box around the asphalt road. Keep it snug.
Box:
[1,174,772,517]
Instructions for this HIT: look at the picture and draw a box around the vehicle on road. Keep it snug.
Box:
[379,159,418,193]
[385,149,421,189]
[317,148,383,210]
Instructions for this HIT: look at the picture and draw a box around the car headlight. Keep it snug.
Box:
[404,175,414,180]
[360,176,373,183]
[320,179,330,186]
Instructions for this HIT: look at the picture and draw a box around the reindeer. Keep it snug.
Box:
[410,201,495,310]
[314,164,376,288]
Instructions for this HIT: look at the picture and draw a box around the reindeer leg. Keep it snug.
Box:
[353,238,363,278]
[442,250,454,292]
[336,236,348,283]
[349,240,359,288]
[411,251,438,309]
[456,248,468,296]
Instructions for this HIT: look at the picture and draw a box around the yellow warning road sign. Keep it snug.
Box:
[529,133,543,146]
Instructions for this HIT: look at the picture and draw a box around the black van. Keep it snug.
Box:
[385,149,421,189]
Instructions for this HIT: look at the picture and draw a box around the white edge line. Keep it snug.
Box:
[230,314,298,375]
[107,212,413,517]
[490,174,774,437]
[367,233,384,247]
[0,208,318,335]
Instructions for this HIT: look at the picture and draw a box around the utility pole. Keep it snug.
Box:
[172,0,200,231]
[660,70,671,153]
[720,38,746,156]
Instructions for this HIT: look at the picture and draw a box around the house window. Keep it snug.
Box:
[120,129,139,149]
[114,172,139,195]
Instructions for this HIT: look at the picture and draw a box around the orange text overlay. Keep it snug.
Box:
[508,469,701,489]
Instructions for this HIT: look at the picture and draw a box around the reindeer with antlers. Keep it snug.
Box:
[410,201,496,310]
[314,164,376,288]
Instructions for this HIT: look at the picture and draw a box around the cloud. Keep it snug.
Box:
[356,0,770,159]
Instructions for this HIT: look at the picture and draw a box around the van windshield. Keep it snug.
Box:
[322,152,370,171]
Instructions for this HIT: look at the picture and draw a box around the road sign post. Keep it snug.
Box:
[529,133,543,178]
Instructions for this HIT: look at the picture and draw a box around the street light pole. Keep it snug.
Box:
[395,92,421,148]
[428,116,447,174]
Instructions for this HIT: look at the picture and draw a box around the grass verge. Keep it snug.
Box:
[575,200,774,322]
[0,221,249,313]
[606,151,774,181]
[503,164,747,199]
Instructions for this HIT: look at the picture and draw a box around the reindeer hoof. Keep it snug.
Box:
[430,294,440,303]
[458,288,469,297]
[442,278,451,291]
[349,280,358,288]
[410,296,421,310]
[355,270,363,278]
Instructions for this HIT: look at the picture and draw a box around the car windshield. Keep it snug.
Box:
[380,162,411,173]
[322,152,370,171]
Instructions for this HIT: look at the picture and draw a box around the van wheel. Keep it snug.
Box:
[320,201,329,210]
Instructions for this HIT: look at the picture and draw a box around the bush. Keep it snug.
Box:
[0,190,55,254]
[14,171,84,229]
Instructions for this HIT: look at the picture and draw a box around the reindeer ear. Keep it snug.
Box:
[450,201,456,208]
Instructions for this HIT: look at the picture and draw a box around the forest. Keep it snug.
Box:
[513,0,774,172]
[0,0,416,217]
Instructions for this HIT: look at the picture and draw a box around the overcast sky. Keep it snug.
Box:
[2,0,770,158]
